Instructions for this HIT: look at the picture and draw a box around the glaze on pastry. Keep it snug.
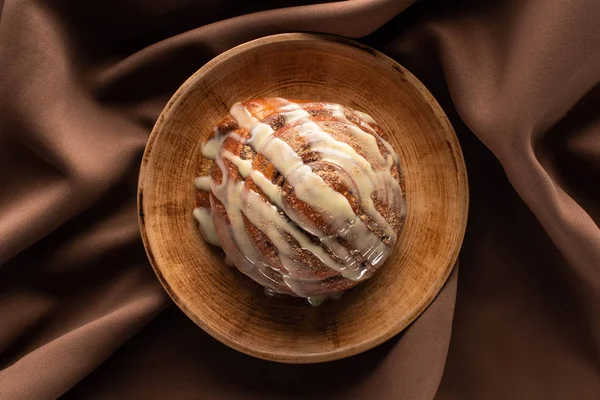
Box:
[193,98,405,305]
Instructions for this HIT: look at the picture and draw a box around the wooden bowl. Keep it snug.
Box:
[138,33,468,363]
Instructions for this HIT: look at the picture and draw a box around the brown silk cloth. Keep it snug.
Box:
[1,0,599,398]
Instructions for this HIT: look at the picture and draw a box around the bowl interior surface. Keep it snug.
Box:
[139,33,468,363]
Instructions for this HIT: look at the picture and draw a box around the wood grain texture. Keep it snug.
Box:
[138,33,468,363]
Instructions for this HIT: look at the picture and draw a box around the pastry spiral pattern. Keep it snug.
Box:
[193,98,405,305]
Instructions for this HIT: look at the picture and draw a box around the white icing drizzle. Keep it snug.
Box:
[193,207,220,246]
[354,110,377,125]
[201,134,224,159]
[193,98,404,303]
[194,176,212,191]
[307,291,344,307]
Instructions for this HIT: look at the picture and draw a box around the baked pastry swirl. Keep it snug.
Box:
[193,98,405,305]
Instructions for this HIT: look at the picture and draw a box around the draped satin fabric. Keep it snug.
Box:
[1,0,599,398]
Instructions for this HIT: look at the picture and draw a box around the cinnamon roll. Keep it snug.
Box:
[193,98,405,305]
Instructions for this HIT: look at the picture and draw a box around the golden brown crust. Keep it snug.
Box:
[194,98,404,297]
